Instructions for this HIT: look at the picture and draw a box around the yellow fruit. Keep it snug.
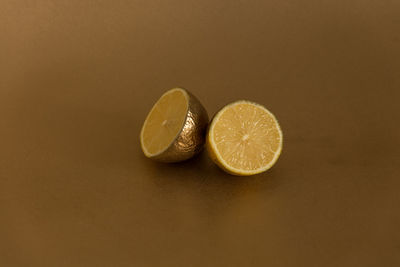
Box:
[206,100,283,176]
[140,88,208,162]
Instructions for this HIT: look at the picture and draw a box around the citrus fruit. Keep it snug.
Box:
[206,100,283,175]
[140,88,209,162]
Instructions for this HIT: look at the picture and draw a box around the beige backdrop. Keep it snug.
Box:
[1,0,399,266]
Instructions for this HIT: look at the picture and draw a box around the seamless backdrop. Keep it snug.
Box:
[1,0,399,266]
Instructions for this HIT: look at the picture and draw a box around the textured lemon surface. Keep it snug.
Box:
[140,88,188,157]
[207,100,282,176]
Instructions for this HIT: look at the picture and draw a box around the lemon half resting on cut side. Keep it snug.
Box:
[140,88,209,162]
[206,100,283,176]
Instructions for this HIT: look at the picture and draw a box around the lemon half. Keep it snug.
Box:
[140,88,209,162]
[206,100,283,175]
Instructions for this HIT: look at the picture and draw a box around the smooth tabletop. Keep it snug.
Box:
[1,1,399,266]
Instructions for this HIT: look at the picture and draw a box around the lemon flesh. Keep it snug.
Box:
[140,88,188,157]
[207,101,283,176]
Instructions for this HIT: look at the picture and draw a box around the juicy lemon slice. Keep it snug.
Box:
[206,100,283,175]
[140,88,208,162]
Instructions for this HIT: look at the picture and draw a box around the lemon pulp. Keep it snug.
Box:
[208,101,282,175]
[140,88,188,157]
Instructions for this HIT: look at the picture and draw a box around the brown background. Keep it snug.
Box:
[1,0,399,266]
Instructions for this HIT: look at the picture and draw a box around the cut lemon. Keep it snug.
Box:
[140,88,209,162]
[206,100,283,176]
